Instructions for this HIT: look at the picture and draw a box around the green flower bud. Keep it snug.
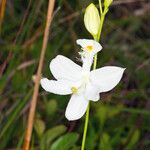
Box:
[84,3,100,38]
[104,0,113,8]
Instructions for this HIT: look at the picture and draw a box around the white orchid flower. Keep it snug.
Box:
[40,54,125,121]
[77,39,102,72]
[41,39,125,121]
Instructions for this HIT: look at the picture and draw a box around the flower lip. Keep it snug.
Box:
[76,39,102,55]
[71,87,78,94]
[84,45,93,52]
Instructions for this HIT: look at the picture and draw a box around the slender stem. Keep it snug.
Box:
[23,0,55,150]
[81,4,108,150]
[98,0,103,15]
[0,0,7,30]
[93,54,97,69]
[97,8,107,41]
[81,103,90,150]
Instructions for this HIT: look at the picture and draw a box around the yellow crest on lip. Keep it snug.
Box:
[84,45,93,52]
[71,87,78,94]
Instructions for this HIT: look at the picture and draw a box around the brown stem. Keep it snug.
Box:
[0,0,7,28]
[23,0,55,150]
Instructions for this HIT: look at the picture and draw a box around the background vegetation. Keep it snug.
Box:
[0,0,150,149]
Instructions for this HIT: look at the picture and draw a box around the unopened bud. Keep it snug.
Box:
[104,0,113,8]
[84,3,100,38]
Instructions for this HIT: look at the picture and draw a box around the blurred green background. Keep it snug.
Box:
[0,0,150,149]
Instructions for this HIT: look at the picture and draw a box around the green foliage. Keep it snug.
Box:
[0,0,149,149]
[0,90,32,148]
[44,99,58,116]
[40,125,67,150]
[85,123,97,150]
[34,118,46,137]
[94,103,122,128]
[124,130,140,150]
[99,133,113,150]
[50,133,79,150]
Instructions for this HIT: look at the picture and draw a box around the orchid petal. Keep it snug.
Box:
[76,39,102,55]
[85,83,100,101]
[40,78,72,95]
[50,55,82,81]
[90,66,125,92]
[65,94,89,121]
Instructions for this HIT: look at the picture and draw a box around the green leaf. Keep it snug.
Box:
[96,104,107,127]
[34,118,45,137]
[16,132,25,150]
[70,146,80,150]
[40,125,67,150]
[99,133,113,150]
[124,130,140,150]
[45,99,57,116]
[85,123,97,150]
[50,133,79,150]
[107,105,122,118]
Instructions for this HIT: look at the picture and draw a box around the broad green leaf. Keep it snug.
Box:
[45,99,57,116]
[34,118,45,137]
[50,133,79,150]
[40,125,67,150]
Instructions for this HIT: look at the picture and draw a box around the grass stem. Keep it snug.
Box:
[23,0,55,149]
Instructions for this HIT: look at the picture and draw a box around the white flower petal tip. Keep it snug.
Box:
[123,68,126,71]
[65,94,89,121]
[40,78,72,95]
[76,39,102,54]
[40,78,49,91]
[90,66,126,93]
[117,67,126,74]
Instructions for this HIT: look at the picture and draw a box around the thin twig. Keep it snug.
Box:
[22,27,43,49]
[23,0,55,150]
[136,58,150,71]
[0,0,7,28]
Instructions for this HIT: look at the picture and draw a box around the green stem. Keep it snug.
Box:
[97,8,107,41]
[98,0,103,15]
[93,54,97,69]
[81,103,90,150]
[81,5,108,150]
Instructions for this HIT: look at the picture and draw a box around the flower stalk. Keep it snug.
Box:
[81,104,90,150]
[39,1,125,150]
[24,0,55,149]
[81,1,110,150]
